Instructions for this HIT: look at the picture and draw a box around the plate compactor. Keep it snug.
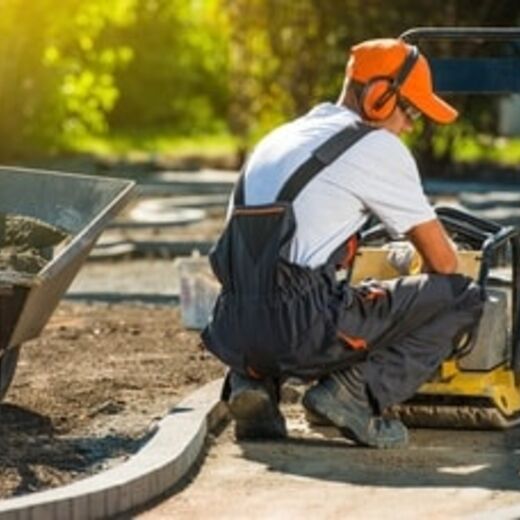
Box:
[353,206,520,429]
[350,27,520,429]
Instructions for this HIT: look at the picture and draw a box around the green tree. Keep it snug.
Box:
[0,0,135,158]
[108,0,229,135]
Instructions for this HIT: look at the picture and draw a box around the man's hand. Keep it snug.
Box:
[407,218,458,274]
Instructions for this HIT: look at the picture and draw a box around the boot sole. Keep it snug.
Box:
[304,407,333,427]
[302,387,407,449]
[228,388,286,440]
[302,388,365,445]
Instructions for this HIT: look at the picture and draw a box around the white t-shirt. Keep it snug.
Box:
[241,103,436,268]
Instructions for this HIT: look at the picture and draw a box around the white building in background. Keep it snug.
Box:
[499,94,520,136]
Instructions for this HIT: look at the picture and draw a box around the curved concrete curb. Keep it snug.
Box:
[0,378,227,520]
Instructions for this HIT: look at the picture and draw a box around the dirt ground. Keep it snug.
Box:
[0,302,225,499]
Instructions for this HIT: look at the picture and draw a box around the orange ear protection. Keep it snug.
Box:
[360,46,419,121]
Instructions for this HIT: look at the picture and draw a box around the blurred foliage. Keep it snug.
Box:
[0,0,519,169]
[71,128,237,157]
[225,0,520,168]
[0,0,135,157]
[106,0,229,135]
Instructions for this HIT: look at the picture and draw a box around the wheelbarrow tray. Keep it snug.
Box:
[0,166,134,350]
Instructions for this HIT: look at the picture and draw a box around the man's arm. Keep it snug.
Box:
[407,218,458,274]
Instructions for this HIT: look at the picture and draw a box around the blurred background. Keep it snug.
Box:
[1,0,519,177]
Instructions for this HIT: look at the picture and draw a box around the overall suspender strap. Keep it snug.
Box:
[233,121,374,206]
[233,167,246,206]
[276,122,374,202]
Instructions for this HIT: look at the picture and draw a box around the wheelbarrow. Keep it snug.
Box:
[0,166,135,400]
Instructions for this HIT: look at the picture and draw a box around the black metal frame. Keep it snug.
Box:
[435,206,520,374]
[401,27,520,42]
[401,27,520,94]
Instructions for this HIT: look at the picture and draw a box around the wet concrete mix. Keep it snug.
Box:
[0,213,69,283]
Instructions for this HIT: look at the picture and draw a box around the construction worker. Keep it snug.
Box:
[202,38,483,448]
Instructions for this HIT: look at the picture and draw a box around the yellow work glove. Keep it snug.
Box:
[385,241,423,276]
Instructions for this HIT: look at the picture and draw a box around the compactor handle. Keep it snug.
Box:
[400,27,520,94]
[401,27,520,43]
[509,235,520,377]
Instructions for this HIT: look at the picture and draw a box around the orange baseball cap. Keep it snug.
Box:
[346,38,458,124]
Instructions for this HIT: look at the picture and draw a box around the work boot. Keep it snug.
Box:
[227,371,287,440]
[302,366,408,448]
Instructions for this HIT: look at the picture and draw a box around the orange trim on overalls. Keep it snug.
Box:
[345,235,359,266]
[234,207,285,216]
[337,330,368,350]
[337,234,359,269]
[246,366,263,379]
[363,287,387,301]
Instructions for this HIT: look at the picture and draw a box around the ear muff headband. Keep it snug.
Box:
[360,45,419,121]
